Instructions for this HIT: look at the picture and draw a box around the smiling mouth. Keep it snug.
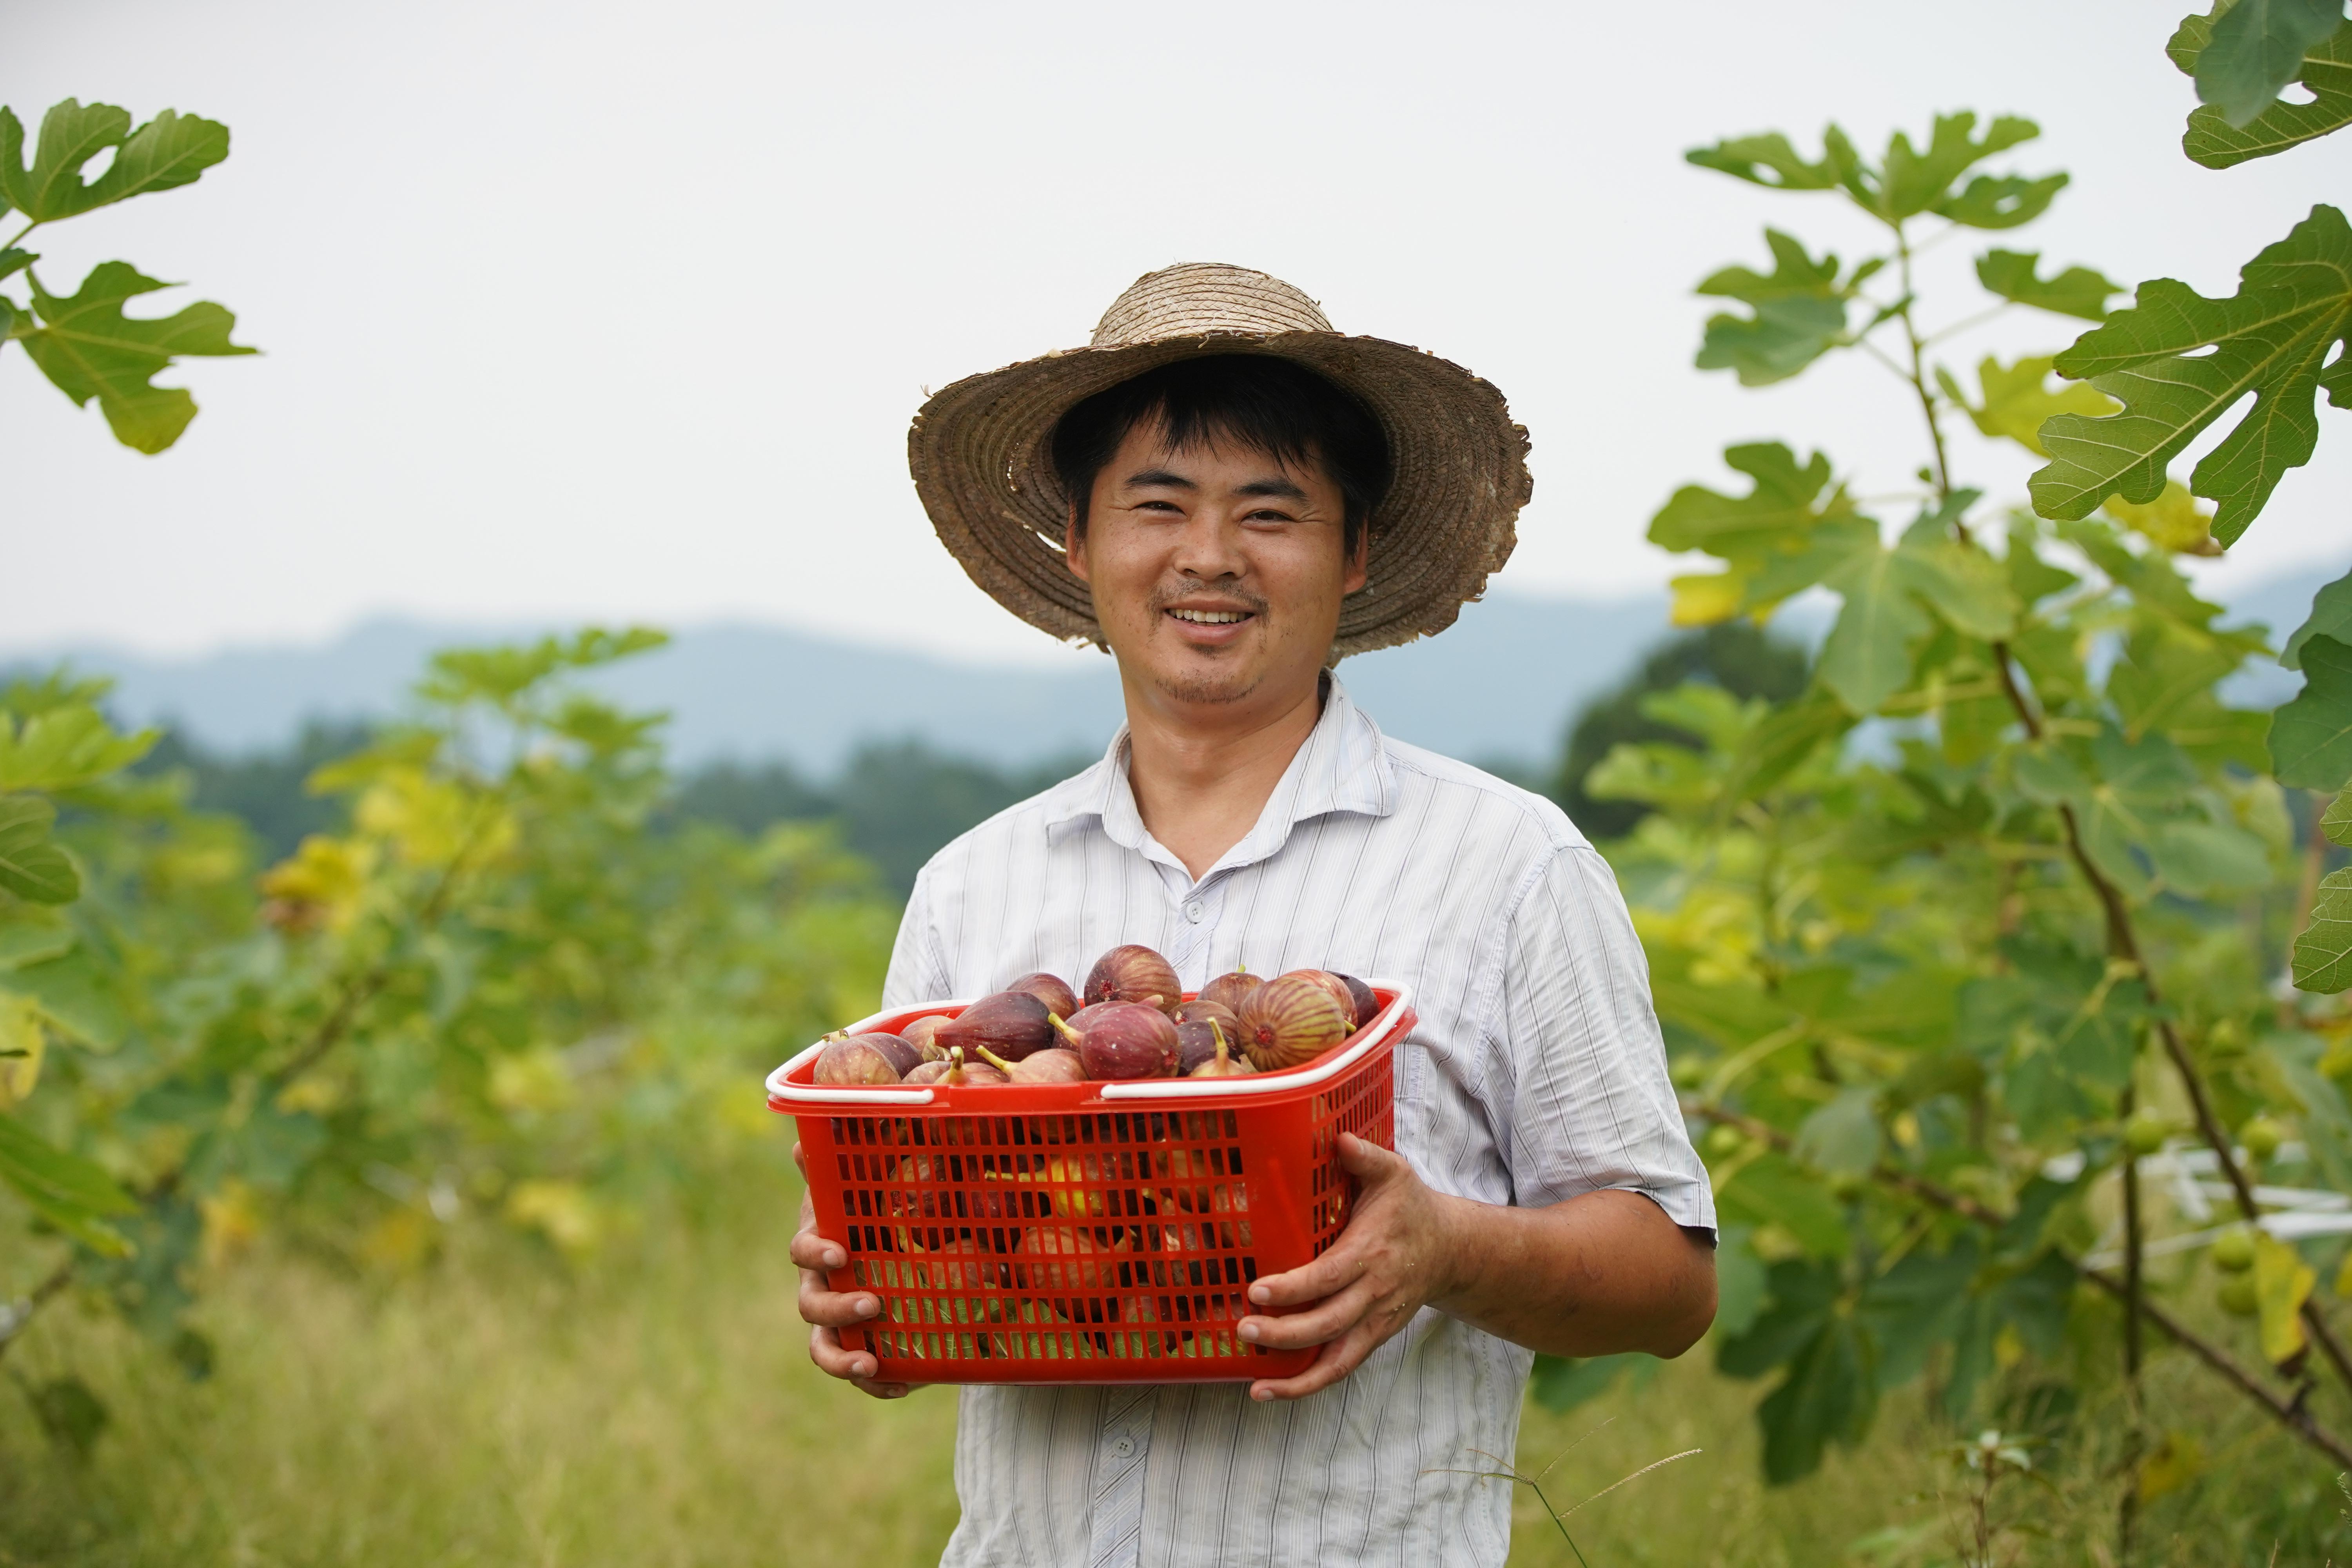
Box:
[1167,608,1254,625]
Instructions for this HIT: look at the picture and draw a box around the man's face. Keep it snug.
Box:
[1065,417,1368,712]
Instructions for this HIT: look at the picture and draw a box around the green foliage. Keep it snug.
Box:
[1555,623,1811,840]
[2028,203,2352,544]
[2173,2,2352,137]
[0,99,249,453]
[1652,91,2343,1488]
[0,634,900,1368]
[2177,11,2352,165]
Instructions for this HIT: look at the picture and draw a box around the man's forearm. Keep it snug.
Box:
[1427,1187,1716,1359]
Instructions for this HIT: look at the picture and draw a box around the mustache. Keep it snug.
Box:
[1147,582,1269,616]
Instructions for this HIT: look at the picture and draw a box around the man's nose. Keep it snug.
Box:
[1170,509,1247,580]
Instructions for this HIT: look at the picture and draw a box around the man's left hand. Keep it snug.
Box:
[1236,1132,1461,1402]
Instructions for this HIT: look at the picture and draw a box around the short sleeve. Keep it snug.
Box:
[881,864,952,1010]
[1492,846,1715,1230]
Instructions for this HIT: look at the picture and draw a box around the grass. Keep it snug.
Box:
[4,1158,2348,1567]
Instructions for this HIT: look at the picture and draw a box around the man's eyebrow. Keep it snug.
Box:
[1236,475,1309,501]
[1121,467,1197,490]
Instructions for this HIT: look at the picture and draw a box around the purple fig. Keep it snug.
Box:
[906,1045,1007,1087]
[1185,1018,1255,1078]
[1174,997,1240,1033]
[1329,972,1378,1030]
[1199,967,1262,1013]
[1085,944,1181,1016]
[935,989,1056,1062]
[815,1032,909,1086]
[976,1045,1087,1085]
[1051,1002,1180,1080]
[1004,971,1081,1020]
[1235,972,1352,1071]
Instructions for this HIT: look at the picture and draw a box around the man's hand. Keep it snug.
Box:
[790,1142,922,1400]
[1236,1132,1462,1402]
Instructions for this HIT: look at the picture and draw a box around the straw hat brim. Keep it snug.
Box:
[908,329,1531,658]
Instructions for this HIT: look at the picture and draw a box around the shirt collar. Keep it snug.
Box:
[1045,675,1397,874]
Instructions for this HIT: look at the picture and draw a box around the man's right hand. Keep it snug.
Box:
[791,1142,920,1399]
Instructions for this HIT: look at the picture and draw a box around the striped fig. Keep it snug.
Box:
[1084,944,1180,1015]
[1199,966,1262,1013]
[1234,972,1351,1071]
[815,1031,913,1085]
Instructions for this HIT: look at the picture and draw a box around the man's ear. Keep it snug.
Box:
[1064,506,1091,584]
[1341,522,1369,597]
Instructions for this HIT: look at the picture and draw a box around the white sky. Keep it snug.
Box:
[8,0,2349,668]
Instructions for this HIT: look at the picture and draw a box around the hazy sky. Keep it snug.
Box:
[9,0,2349,667]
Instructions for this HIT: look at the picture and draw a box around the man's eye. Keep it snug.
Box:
[1245,510,1296,524]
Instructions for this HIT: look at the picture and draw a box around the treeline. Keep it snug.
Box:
[128,624,1801,893]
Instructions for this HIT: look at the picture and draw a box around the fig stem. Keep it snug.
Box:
[1211,1017,1231,1068]
[1049,1013,1082,1046]
[944,1044,967,1086]
[974,1044,1018,1074]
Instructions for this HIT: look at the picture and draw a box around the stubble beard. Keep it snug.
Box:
[1142,583,1270,706]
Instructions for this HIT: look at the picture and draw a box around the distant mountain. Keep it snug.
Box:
[10,593,1675,772]
[8,567,2332,770]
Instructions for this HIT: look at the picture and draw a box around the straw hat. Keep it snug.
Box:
[907,263,1532,658]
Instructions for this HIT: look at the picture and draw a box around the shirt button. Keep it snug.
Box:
[1184,902,1203,923]
[1110,1436,1136,1458]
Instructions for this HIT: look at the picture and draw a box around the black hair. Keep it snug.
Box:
[1048,354,1393,559]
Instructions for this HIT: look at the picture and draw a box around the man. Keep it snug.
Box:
[793,263,1715,1565]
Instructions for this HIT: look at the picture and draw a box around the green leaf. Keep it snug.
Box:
[0,1112,134,1256]
[0,247,31,286]
[2294,866,2352,990]
[2323,781,2352,847]
[1715,1225,1769,1337]
[0,918,74,972]
[1528,1351,1655,1413]
[0,102,227,223]
[2281,564,2352,669]
[2271,634,2352,787]
[1860,1237,1979,1387]
[0,795,78,904]
[1884,113,2045,221]
[1716,1152,1850,1257]
[1975,250,2122,321]
[2148,819,2274,895]
[1650,443,1858,559]
[2179,16,2352,166]
[2252,1231,2316,1365]
[1695,230,1853,386]
[1757,1315,1874,1485]
[8,948,129,1052]
[1944,356,2119,457]
[18,261,255,454]
[2192,0,2347,127]
[0,101,129,222]
[2030,204,2352,545]
[1719,1258,1842,1377]
[0,704,154,791]
[1794,1088,1882,1176]
[1685,132,1848,191]
[1820,546,1932,714]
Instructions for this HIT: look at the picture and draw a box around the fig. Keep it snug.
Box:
[902,1014,951,1062]
[1199,966,1262,1013]
[815,1032,909,1085]
[935,989,1056,1062]
[1085,944,1181,1015]
[975,1045,1087,1085]
[1185,1019,1255,1079]
[1013,1224,1123,1292]
[1174,996,1239,1031]
[1051,1002,1180,1080]
[1004,971,1081,1020]
[1329,972,1378,1029]
[1176,1020,1225,1074]
[990,1149,1110,1220]
[906,1046,1007,1087]
[2211,1225,2257,1273]
[1234,972,1352,1071]
[1297,970,1358,1026]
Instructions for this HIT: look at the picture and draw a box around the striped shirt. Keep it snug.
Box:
[882,675,1713,1568]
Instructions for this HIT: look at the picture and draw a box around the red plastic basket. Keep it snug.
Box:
[766,984,1413,1385]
